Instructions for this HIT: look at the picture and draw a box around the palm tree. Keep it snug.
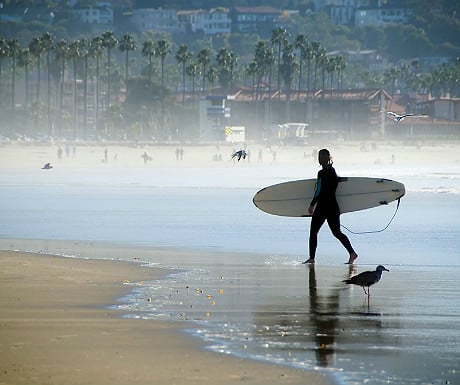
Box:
[7,38,20,136]
[325,56,333,90]
[7,38,20,112]
[270,27,289,96]
[141,39,156,83]
[383,66,399,96]
[294,33,308,92]
[118,33,137,82]
[17,47,33,137]
[206,66,218,93]
[216,48,237,92]
[335,55,346,91]
[185,61,199,105]
[175,44,191,103]
[69,40,82,139]
[246,61,258,98]
[40,32,54,135]
[253,40,274,100]
[29,36,44,105]
[280,42,296,102]
[155,39,170,87]
[311,42,325,91]
[197,47,211,94]
[0,37,9,108]
[54,39,69,139]
[79,38,90,139]
[304,42,314,92]
[18,48,33,109]
[101,31,118,109]
[319,53,328,92]
[89,36,104,138]
[228,51,238,91]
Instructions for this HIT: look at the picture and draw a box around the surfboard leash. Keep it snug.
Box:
[340,198,401,235]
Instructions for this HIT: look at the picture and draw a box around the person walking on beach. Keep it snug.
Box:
[303,149,358,265]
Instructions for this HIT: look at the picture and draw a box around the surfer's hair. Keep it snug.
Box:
[318,148,332,165]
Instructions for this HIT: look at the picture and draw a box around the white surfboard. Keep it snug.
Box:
[253,177,405,217]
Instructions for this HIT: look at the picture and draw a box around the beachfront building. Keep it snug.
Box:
[225,88,392,141]
[199,95,232,141]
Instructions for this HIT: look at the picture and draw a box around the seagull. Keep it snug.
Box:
[41,162,53,169]
[343,265,389,297]
[231,149,247,162]
[386,111,415,122]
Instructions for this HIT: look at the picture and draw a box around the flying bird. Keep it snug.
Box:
[386,111,415,122]
[231,149,247,162]
[343,265,389,297]
[41,162,53,169]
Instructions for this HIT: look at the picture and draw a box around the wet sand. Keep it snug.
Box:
[0,249,334,385]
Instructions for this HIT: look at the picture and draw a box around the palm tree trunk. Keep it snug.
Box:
[73,58,77,140]
[96,56,100,139]
[84,55,88,140]
[59,58,65,140]
[47,52,51,137]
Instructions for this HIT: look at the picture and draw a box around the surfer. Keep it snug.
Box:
[303,149,358,265]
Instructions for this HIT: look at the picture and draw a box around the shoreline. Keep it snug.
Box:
[0,248,334,385]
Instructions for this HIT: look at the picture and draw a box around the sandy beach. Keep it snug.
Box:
[0,249,333,385]
[1,140,459,385]
[0,140,458,171]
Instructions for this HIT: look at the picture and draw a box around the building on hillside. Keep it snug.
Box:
[355,6,412,27]
[313,0,371,24]
[72,2,113,27]
[177,8,231,35]
[230,6,282,35]
[131,8,181,34]
[329,49,387,73]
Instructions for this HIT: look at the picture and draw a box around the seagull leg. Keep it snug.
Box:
[361,286,367,295]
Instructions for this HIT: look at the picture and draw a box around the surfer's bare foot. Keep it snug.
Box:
[345,252,358,265]
[302,258,315,264]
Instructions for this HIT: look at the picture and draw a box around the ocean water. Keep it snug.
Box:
[1,159,459,385]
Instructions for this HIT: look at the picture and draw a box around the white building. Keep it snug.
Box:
[131,8,181,34]
[72,2,113,26]
[178,8,231,35]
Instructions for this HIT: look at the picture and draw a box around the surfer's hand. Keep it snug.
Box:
[308,205,315,215]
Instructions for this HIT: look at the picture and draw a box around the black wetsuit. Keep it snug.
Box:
[309,164,355,259]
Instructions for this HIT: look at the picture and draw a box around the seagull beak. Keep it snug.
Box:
[384,268,390,272]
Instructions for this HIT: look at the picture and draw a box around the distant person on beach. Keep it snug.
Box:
[303,148,358,265]
[141,151,152,164]
[258,148,263,163]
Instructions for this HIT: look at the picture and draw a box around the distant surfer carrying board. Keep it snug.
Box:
[303,149,358,265]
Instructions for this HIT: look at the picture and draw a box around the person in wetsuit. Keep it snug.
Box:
[303,149,358,264]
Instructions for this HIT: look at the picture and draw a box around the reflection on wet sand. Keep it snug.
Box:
[308,264,345,367]
[252,264,391,370]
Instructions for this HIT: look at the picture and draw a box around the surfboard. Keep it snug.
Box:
[253,177,405,217]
